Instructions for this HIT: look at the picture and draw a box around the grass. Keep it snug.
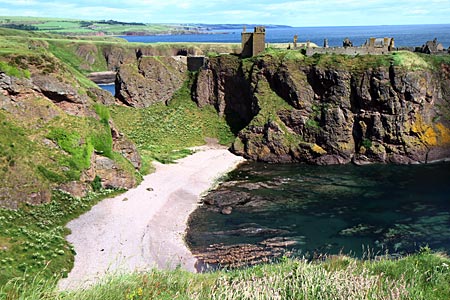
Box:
[258,48,450,74]
[0,20,186,43]
[1,251,449,300]
[0,61,30,78]
[0,189,124,290]
[0,16,196,36]
[110,78,235,167]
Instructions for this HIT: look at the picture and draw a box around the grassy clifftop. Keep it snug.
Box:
[258,47,450,72]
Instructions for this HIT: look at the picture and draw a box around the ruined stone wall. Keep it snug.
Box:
[305,47,393,56]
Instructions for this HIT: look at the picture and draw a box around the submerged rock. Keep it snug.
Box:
[221,206,233,215]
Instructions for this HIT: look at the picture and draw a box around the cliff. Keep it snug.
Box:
[0,42,141,209]
[194,52,450,164]
[115,56,188,107]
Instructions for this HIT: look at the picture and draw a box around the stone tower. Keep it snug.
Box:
[241,26,266,58]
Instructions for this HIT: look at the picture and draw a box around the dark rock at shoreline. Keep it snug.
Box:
[193,243,288,271]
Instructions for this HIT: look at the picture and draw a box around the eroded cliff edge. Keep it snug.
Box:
[193,53,450,164]
[0,48,141,208]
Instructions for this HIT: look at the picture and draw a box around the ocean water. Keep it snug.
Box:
[121,24,450,48]
[186,162,450,258]
[98,83,115,95]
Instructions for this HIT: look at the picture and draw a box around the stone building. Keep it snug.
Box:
[241,26,266,58]
[416,38,446,54]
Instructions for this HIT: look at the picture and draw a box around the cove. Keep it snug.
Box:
[186,162,450,264]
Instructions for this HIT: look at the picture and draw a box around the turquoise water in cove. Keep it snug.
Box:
[186,162,450,258]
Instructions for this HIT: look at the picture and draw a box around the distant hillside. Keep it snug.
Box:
[0,16,291,36]
[0,16,201,36]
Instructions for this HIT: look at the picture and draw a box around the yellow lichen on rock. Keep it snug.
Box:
[311,144,327,155]
[436,123,450,145]
[411,114,438,146]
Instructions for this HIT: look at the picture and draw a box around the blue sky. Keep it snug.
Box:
[0,0,449,26]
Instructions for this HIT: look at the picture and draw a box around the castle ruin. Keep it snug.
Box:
[241,26,266,58]
[305,37,395,56]
[416,38,446,54]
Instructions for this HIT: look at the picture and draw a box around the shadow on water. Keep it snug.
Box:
[186,162,450,266]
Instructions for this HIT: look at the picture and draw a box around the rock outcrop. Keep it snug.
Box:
[116,56,188,107]
[194,54,450,164]
[194,55,258,133]
[0,63,141,208]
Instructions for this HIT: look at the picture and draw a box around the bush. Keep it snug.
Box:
[91,175,102,191]
[362,138,372,149]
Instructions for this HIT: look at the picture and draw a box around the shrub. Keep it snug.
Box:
[91,175,102,191]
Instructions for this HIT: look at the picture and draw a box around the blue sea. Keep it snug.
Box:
[121,24,450,48]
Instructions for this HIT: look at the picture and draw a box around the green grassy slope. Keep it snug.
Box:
[110,78,235,168]
[0,28,143,285]
[0,16,199,36]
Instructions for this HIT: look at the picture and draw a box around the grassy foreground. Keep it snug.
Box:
[1,249,449,300]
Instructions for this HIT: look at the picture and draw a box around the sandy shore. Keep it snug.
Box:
[58,146,245,290]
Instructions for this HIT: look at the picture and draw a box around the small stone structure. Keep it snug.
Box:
[187,56,207,72]
[343,37,353,48]
[241,26,266,58]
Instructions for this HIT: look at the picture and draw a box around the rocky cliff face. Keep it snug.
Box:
[195,54,450,164]
[115,56,187,107]
[0,54,141,208]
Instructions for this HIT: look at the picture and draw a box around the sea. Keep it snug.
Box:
[103,24,450,259]
[120,24,450,48]
[186,162,450,259]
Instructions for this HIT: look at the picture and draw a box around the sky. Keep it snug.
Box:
[0,0,449,26]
